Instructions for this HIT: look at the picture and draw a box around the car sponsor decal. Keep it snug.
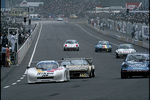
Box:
[80,73,87,77]
[37,72,53,77]
[37,69,43,73]
[102,45,107,48]
[47,68,63,72]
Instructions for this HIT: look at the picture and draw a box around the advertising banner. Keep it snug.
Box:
[126,2,142,10]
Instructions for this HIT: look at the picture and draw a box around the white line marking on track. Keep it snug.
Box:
[75,24,118,47]
[22,74,26,77]
[3,23,43,89]
[28,23,43,67]
[3,86,10,88]
[17,80,21,82]
[20,77,24,80]
[12,83,17,85]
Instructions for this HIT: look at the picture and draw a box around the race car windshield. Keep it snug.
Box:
[61,61,71,66]
[37,62,58,69]
[70,60,88,65]
[126,55,148,62]
[98,41,109,45]
[119,45,133,49]
[66,40,77,44]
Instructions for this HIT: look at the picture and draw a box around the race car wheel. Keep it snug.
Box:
[116,53,119,58]
[95,49,98,52]
[77,48,79,51]
[89,69,95,78]
[64,48,66,51]
[108,49,112,52]
[121,72,127,79]
[92,69,95,77]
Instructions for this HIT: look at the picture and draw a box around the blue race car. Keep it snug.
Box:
[95,41,112,52]
[121,53,149,79]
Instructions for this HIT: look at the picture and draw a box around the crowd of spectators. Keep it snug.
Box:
[39,0,99,17]
[89,11,149,25]
[1,14,33,66]
[108,12,149,25]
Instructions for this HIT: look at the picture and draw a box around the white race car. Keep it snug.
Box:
[63,40,79,51]
[61,58,95,78]
[57,17,64,21]
[26,60,70,83]
[115,44,136,58]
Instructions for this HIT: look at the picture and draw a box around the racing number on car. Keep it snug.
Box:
[80,73,86,77]
[42,74,48,77]
[37,72,53,77]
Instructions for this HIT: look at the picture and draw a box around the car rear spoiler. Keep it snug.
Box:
[61,57,93,65]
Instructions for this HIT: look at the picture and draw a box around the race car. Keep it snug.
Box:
[63,40,79,51]
[121,53,149,79]
[115,44,136,58]
[57,17,64,21]
[26,60,70,83]
[61,58,95,78]
[95,41,112,52]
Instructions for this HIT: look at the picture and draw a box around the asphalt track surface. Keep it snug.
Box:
[1,20,149,100]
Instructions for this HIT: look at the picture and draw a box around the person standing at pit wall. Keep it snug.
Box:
[10,32,17,53]
[6,45,11,67]
[1,34,8,67]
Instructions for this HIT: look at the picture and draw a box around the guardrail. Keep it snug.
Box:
[17,22,41,64]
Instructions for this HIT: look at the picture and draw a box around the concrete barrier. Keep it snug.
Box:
[17,22,41,64]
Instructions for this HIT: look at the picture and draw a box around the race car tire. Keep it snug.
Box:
[77,48,79,51]
[108,49,112,52]
[95,49,98,52]
[121,72,127,79]
[64,48,66,51]
[89,69,95,78]
[92,69,95,77]
[116,53,120,58]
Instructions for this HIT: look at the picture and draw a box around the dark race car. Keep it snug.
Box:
[61,58,95,78]
[121,53,149,79]
[95,41,112,52]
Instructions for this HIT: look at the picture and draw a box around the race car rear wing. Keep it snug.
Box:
[61,57,93,65]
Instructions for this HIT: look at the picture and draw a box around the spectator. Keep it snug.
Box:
[6,45,11,67]
[1,46,6,67]
[10,32,17,53]
[2,34,8,47]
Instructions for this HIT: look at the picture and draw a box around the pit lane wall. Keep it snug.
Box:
[17,22,41,64]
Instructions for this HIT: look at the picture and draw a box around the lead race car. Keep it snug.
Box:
[26,60,70,83]
[95,41,112,52]
[121,53,149,79]
[61,58,95,78]
[115,44,136,58]
[63,40,79,51]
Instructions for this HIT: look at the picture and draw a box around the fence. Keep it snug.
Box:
[98,18,149,41]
